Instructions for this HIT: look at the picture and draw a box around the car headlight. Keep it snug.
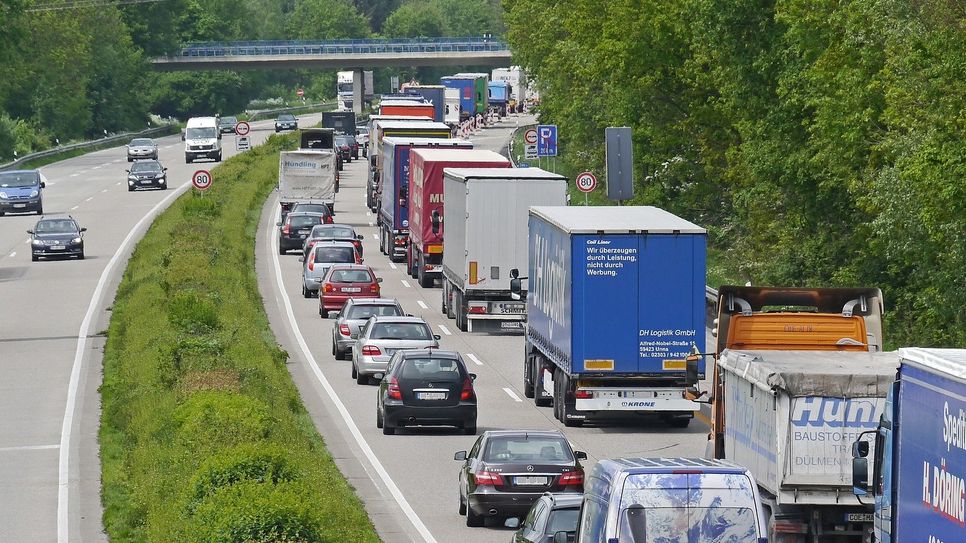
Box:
[30,190,39,197]
[0,191,7,199]
[32,239,43,245]
[129,175,137,180]
[71,237,82,244]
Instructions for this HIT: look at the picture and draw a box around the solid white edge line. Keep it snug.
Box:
[438,324,452,336]
[59,180,191,543]
[503,388,523,402]
[401,280,412,288]
[466,353,483,366]
[416,300,428,310]
[268,207,439,543]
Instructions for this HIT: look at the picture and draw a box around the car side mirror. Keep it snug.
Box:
[357,234,364,240]
[376,278,383,283]
[852,457,869,496]
[433,334,441,340]
[163,167,168,172]
[504,518,520,529]
[125,169,130,173]
[276,222,283,226]
[469,373,477,381]
[575,451,587,460]
[26,230,34,235]
[40,181,46,189]
[80,227,87,232]
[453,451,467,461]
[431,209,441,235]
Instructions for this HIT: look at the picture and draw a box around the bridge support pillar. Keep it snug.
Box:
[353,69,364,115]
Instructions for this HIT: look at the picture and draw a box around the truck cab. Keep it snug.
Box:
[564,458,768,543]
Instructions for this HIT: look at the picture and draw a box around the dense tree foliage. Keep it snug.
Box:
[504,0,965,347]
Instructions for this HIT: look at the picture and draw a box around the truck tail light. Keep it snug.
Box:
[338,324,351,336]
[467,303,487,314]
[575,389,593,400]
[460,378,475,401]
[558,469,584,487]
[474,471,504,486]
[394,237,407,246]
[361,345,382,356]
[387,377,402,400]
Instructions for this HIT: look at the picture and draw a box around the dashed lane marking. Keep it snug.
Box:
[416,300,428,310]
[438,324,452,336]
[401,280,412,288]
[503,388,523,402]
[467,353,484,366]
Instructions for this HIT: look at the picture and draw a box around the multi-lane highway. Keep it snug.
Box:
[0,114,319,542]
[256,116,711,543]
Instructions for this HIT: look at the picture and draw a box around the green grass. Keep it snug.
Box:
[99,134,381,542]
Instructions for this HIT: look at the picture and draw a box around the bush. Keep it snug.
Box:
[174,392,273,451]
[189,481,325,543]
[168,291,219,334]
[187,444,298,512]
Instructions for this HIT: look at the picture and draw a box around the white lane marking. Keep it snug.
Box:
[438,324,452,336]
[69,173,79,177]
[503,388,523,402]
[388,262,397,270]
[9,252,16,257]
[268,210,439,543]
[401,280,411,288]
[85,197,93,202]
[59,179,191,543]
[101,189,108,193]
[371,233,378,240]
[24,239,30,244]
[369,221,374,227]
[112,159,121,163]
[467,353,484,366]
[416,300,428,310]
[366,211,371,217]
[91,165,101,170]
[116,182,122,186]
[70,206,78,211]
[0,444,59,453]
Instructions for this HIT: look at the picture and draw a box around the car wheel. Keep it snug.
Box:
[463,422,476,435]
[302,284,312,299]
[351,365,358,379]
[382,423,395,435]
[458,494,466,516]
[335,347,344,361]
[465,505,484,527]
[523,348,535,399]
[159,183,167,190]
[128,186,134,192]
[185,156,192,164]
[278,244,286,255]
[664,415,691,428]
[78,251,85,260]
[376,407,384,428]
[31,254,38,262]
[455,290,468,332]
[127,157,133,162]
[36,205,43,215]
[356,372,367,385]
[217,152,223,162]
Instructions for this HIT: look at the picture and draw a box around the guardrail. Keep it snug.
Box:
[246,101,337,122]
[168,37,510,58]
[0,124,178,172]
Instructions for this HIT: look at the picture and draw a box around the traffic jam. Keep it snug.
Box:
[266,74,965,543]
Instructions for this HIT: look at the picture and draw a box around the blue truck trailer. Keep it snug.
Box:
[516,206,708,427]
[853,348,966,543]
[403,85,446,122]
[377,137,472,262]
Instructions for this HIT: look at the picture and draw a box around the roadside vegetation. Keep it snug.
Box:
[505,0,965,348]
[99,134,381,542]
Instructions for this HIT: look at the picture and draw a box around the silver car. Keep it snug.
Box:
[301,241,359,298]
[331,298,404,360]
[351,316,440,384]
[127,138,158,161]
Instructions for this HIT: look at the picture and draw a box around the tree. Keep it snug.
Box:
[288,0,372,40]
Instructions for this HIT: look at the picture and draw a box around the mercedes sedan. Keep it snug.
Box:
[126,138,158,161]
[351,316,439,384]
[331,298,404,360]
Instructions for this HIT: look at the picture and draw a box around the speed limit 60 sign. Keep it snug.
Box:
[576,171,597,193]
[192,169,212,191]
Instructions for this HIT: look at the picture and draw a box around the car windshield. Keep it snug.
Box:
[336,136,354,145]
[278,114,296,121]
[0,171,40,188]
[311,226,354,238]
[399,357,462,381]
[314,246,355,263]
[329,269,372,283]
[130,138,153,146]
[370,322,431,340]
[289,215,322,228]
[483,436,574,462]
[347,305,401,319]
[131,161,162,173]
[35,220,78,234]
[547,509,580,535]
[186,127,217,139]
[220,117,237,125]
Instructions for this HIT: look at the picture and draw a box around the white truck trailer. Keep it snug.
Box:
[440,167,567,333]
[278,150,337,216]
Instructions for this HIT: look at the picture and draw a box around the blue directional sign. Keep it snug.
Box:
[537,124,558,157]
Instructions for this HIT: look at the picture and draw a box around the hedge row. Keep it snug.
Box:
[99,134,381,542]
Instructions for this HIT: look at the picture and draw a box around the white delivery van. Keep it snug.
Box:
[184,116,222,163]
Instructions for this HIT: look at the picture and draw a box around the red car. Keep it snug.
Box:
[319,264,382,317]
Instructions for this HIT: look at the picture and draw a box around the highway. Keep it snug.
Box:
[0,114,319,542]
[255,116,712,543]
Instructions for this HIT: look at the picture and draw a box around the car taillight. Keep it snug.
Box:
[355,254,363,264]
[369,283,380,293]
[474,471,504,486]
[575,389,593,399]
[325,216,334,224]
[308,260,314,271]
[282,224,290,234]
[558,469,584,487]
[339,324,351,336]
[323,283,335,293]
[361,345,382,356]
[460,377,475,401]
[387,377,402,400]
[353,240,361,249]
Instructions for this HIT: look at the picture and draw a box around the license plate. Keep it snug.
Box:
[298,229,310,234]
[342,287,361,293]
[51,245,65,250]
[845,513,874,523]
[514,476,548,486]
[417,392,447,400]
[140,180,153,184]
[13,203,26,208]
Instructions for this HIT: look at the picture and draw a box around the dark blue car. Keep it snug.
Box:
[0,169,46,215]
[29,216,86,261]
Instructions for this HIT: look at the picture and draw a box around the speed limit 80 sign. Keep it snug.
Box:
[576,171,597,193]
[192,169,212,191]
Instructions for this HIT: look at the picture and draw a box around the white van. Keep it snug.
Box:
[184,116,222,163]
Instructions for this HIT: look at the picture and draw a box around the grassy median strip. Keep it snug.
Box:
[99,134,381,542]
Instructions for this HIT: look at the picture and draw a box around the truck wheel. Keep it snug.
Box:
[553,373,563,421]
[445,283,456,319]
[533,357,552,407]
[378,227,386,254]
[455,291,468,332]
[417,253,434,288]
[560,373,583,427]
[664,415,691,428]
[523,348,535,399]
[441,281,448,314]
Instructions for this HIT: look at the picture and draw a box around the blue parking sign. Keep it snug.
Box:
[537,124,557,157]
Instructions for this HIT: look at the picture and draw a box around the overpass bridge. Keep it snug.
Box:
[151,37,512,72]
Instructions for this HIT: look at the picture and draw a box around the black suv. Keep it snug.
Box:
[29,216,86,261]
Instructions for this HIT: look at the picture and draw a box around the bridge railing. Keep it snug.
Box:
[167,37,511,58]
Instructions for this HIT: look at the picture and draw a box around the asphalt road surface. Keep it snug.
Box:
[256,114,712,543]
[0,114,319,543]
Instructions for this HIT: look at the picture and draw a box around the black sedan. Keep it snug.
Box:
[218,116,238,134]
[275,113,298,132]
[29,216,86,261]
[126,159,167,191]
[455,430,586,527]
[506,492,582,543]
[377,349,477,436]
[277,211,331,254]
